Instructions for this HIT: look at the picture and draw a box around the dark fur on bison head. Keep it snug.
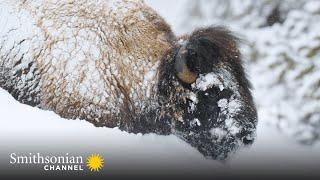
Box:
[158,27,257,160]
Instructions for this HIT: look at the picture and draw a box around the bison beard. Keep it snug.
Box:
[0,1,257,160]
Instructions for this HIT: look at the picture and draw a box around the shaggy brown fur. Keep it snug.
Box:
[0,0,173,128]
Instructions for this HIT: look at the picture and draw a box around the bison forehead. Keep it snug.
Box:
[3,0,173,120]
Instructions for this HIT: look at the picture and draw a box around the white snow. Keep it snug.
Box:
[190,118,201,127]
[218,99,228,109]
[192,69,238,94]
[193,72,224,91]
[0,0,320,176]
[217,95,244,135]
[210,128,227,141]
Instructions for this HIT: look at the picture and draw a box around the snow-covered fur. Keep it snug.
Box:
[0,0,173,126]
[0,0,257,160]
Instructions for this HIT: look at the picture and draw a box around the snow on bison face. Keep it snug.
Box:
[158,27,258,160]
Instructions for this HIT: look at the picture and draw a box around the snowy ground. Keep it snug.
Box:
[0,0,320,177]
[1,83,320,176]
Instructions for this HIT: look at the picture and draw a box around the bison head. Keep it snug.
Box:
[158,27,257,160]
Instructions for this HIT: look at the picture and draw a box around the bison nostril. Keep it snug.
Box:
[243,137,254,145]
[241,132,256,145]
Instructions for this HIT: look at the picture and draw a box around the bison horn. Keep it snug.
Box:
[175,46,197,84]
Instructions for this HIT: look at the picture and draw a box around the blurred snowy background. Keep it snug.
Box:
[1,0,320,177]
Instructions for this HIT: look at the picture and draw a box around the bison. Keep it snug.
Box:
[0,0,257,160]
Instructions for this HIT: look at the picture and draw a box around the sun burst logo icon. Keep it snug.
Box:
[86,154,104,172]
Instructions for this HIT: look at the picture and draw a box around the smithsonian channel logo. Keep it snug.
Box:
[9,153,104,172]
